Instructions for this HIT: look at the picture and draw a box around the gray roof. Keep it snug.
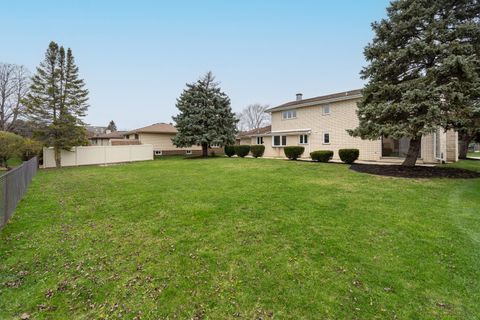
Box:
[266,89,362,113]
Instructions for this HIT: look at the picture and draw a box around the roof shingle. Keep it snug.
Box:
[266,89,362,113]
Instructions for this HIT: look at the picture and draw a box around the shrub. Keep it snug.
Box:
[224,145,235,157]
[310,150,333,162]
[250,145,265,158]
[21,138,43,161]
[0,131,24,169]
[234,145,250,157]
[338,149,359,164]
[284,146,304,160]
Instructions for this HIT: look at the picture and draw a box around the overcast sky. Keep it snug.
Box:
[2,0,389,130]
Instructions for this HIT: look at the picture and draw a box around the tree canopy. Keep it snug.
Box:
[107,120,117,132]
[349,0,480,166]
[172,72,237,157]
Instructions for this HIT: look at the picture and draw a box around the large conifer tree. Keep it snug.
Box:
[25,41,89,167]
[349,0,480,166]
[173,72,237,157]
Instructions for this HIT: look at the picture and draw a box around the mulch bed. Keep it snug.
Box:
[350,164,480,179]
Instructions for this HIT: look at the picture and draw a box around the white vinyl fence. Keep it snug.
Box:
[43,145,153,168]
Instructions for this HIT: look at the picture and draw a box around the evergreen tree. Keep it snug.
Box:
[349,0,480,166]
[172,72,237,157]
[107,120,117,132]
[25,41,89,168]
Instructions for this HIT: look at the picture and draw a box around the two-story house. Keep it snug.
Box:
[239,89,458,163]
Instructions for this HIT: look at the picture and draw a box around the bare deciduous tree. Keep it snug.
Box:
[0,63,30,131]
[237,103,270,131]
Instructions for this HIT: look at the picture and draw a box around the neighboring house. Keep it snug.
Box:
[89,131,128,146]
[237,126,272,145]
[124,122,222,156]
[86,125,108,136]
[239,90,458,163]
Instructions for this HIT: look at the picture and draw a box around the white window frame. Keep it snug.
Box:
[282,109,297,120]
[256,136,264,145]
[154,150,163,156]
[322,104,331,115]
[299,134,308,145]
[186,150,192,155]
[272,135,287,147]
[322,132,330,144]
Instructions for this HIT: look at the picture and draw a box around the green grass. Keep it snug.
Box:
[1,157,22,170]
[1,158,480,319]
[467,151,480,158]
[445,159,480,172]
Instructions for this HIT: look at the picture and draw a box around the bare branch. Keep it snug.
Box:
[237,104,270,131]
[0,63,30,131]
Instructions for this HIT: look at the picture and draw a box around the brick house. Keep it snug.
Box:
[124,123,222,156]
[238,90,458,163]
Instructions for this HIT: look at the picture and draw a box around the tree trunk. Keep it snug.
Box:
[54,146,61,168]
[402,137,422,167]
[458,133,472,159]
[202,143,208,158]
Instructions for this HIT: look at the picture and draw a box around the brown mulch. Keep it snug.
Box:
[350,164,480,179]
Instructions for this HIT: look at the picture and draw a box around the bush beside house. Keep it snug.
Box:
[284,146,304,160]
[310,150,334,162]
[250,145,265,158]
[224,145,235,157]
[339,149,359,164]
[234,145,250,157]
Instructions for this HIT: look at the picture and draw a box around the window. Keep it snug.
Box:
[323,132,330,144]
[186,150,192,155]
[282,109,297,120]
[134,134,139,140]
[256,136,264,145]
[299,134,308,144]
[210,144,220,148]
[154,150,162,156]
[382,137,421,158]
[322,104,331,115]
[126,135,130,139]
[273,135,287,147]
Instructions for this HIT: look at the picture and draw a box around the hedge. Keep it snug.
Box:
[224,145,235,157]
[234,145,250,157]
[284,146,304,160]
[338,148,359,164]
[250,145,265,158]
[310,150,333,162]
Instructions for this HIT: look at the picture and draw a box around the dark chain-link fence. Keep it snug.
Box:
[0,157,38,229]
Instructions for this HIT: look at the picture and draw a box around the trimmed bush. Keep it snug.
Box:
[310,150,334,162]
[224,145,235,157]
[234,145,250,157]
[250,145,265,158]
[339,148,359,164]
[284,146,304,160]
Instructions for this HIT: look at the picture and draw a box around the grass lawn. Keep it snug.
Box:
[467,151,480,158]
[0,157,23,171]
[445,158,480,172]
[1,157,480,319]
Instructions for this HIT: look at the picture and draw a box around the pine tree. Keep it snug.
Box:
[107,120,117,132]
[349,0,480,166]
[172,72,237,157]
[25,41,89,168]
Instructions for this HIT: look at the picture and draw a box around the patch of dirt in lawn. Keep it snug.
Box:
[350,164,480,179]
